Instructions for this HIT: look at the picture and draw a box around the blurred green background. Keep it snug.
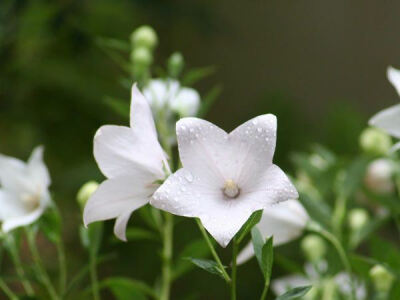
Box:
[1,0,399,298]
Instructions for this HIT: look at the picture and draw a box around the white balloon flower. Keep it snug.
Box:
[237,200,309,265]
[83,85,169,241]
[143,79,200,117]
[0,146,51,232]
[151,115,298,247]
[369,66,400,152]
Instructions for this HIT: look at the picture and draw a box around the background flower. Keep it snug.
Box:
[0,146,51,232]
[83,86,168,241]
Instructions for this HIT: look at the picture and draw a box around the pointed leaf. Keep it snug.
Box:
[251,227,264,270]
[184,257,226,279]
[275,286,312,300]
[235,210,263,244]
[261,237,273,281]
[100,277,156,300]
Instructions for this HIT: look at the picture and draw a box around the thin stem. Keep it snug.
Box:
[195,219,231,283]
[318,228,356,300]
[260,285,268,300]
[89,252,100,300]
[56,240,67,294]
[160,212,174,300]
[6,236,35,296]
[0,278,18,300]
[231,238,238,300]
[25,229,59,300]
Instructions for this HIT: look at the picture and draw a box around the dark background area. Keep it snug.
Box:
[0,0,398,298]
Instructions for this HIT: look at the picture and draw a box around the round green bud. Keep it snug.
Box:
[301,234,326,262]
[130,25,158,49]
[131,47,153,67]
[359,128,392,156]
[77,181,99,208]
[369,264,395,293]
[348,208,369,231]
[168,52,184,77]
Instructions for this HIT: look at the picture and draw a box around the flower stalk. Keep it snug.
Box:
[195,219,231,283]
[25,229,59,300]
[0,278,18,300]
[160,212,173,300]
[231,238,239,300]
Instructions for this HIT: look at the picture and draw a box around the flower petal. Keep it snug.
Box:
[151,167,255,247]
[0,153,30,192]
[170,88,200,117]
[27,146,51,187]
[369,104,400,138]
[237,200,308,264]
[229,114,277,188]
[94,86,167,179]
[2,206,45,232]
[114,211,133,241]
[83,175,153,228]
[176,118,228,187]
[0,190,26,221]
[242,164,299,209]
[176,115,277,188]
[387,66,400,97]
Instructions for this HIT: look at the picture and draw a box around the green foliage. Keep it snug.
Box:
[184,258,227,279]
[275,286,312,300]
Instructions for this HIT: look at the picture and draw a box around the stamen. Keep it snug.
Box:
[223,179,240,198]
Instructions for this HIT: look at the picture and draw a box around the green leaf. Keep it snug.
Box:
[197,85,222,118]
[100,277,156,300]
[173,239,210,280]
[275,286,312,300]
[261,237,273,281]
[96,37,130,52]
[182,66,216,86]
[39,208,61,243]
[337,157,369,199]
[184,257,226,279]
[103,96,129,118]
[251,227,264,270]
[235,210,263,244]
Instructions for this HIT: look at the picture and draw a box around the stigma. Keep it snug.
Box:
[223,179,240,198]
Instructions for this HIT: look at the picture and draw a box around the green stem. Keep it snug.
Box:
[231,238,238,300]
[89,253,100,300]
[195,219,231,283]
[160,212,173,300]
[6,236,35,296]
[25,229,59,300]
[56,240,67,294]
[317,227,356,300]
[260,285,268,300]
[0,278,18,300]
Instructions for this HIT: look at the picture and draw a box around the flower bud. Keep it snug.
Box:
[348,208,369,231]
[130,25,158,50]
[131,47,153,67]
[77,181,99,208]
[301,234,326,262]
[359,128,392,156]
[168,52,184,78]
[369,265,394,293]
[364,159,394,194]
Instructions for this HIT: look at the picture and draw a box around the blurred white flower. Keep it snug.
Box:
[369,66,400,152]
[272,264,366,300]
[83,85,169,241]
[0,146,51,232]
[364,159,394,194]
[237,200,309,264]
[151,115,298,247]
[143,79,200,117]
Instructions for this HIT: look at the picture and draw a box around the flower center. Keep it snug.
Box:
[21,193,40,211]
[223,179,240,198]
